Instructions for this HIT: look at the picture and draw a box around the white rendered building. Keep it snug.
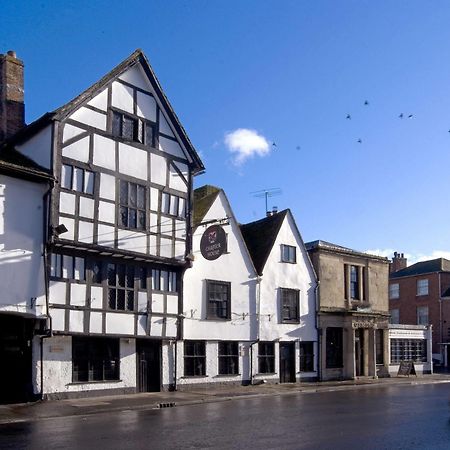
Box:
[181,186,258,387]
[241,210,318,382]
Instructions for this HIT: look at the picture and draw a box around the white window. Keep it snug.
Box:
[417,306,429,325]
[390,308,400,324]
[281,244,296,263]
[417,279,429,296]
[389,283,400,299]
[61,164,95,195]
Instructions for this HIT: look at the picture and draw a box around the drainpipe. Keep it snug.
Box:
[250,275,262,385]
[314,281,321,381]
[439,272,443,365]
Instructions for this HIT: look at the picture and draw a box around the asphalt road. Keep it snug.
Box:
[1,384,449,449]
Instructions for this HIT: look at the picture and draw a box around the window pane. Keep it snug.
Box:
[123,116,135,140]
[112,112,121,136]
[107,264,116,286]
[138,211,146,230]
[162,193,170,214]
[74,257,85,281]
[178,198,185,218]
[170,196,178,216]
[120,181,128,205]
[169,272,177,292]
[92,261,102,284]
[139,267,147,290]
[145,123,154,147]
[62,255,74,279]
[128,209,137,228]
[108,289,116,309]
[137,186,145,209]
[129,183,137,207]
[84,171,95,195]
[117,265,125,287]
[161,271,169,291]
[120,207,128,227]
[152,269,160,291]
[117,290,125,310]
[126,266,134,288]
[74,167,84,192]
[61,165,72,189]
[127,291,134,311]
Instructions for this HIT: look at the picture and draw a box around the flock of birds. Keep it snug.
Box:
[270,100,419,150]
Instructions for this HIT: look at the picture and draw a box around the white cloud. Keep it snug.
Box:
[365,248,450,266]
[224,128,271,165]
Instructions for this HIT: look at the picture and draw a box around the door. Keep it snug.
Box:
[355,329,364,377]
[136,340,161,392]
[279,342,296,383]
[0,315,33,404]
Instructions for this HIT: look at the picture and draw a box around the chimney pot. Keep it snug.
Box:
[7,50,16,58]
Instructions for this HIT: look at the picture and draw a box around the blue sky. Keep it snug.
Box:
[2,0,450,263]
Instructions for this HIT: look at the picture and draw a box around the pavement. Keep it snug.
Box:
[1,374,450,425]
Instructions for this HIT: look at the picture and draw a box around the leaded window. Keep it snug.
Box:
[107,263,135,311]
[119,180,146,230]
[151,269,177,292]
[61,164,94,195]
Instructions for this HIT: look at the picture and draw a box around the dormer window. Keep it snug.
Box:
[281,244,296,263]
[112,110,155,147]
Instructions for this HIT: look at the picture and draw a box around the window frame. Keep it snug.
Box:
[111,110,156,147]
[390,338,427,363]
[417,279,429,296]
[119,180,147,231]
[299,342,314,372]
[280,288,300,323]
[258,342,275,374]
[184,341,206,376]
[218,341,239,375]
[72,336,120,383]
[107,263,135,312]
[61,164,95,196]
[389,283,400,300]
[281,244,296,263]
[417,306,429,325]
[50,253,85,282]
[206,280,231,320]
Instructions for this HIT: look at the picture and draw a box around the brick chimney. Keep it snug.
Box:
[0,50,25,142]
[390,251,407,273]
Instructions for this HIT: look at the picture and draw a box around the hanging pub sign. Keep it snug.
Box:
[200,224,227,260]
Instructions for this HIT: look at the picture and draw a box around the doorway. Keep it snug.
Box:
[355,329,364,376]
[136,340,161,392]
[0,315,33,403]
[279,342,296,383]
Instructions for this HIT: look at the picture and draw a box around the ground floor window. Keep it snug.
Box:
[218,341,239,375]
[326,327,343,368]
[258,342,275,373]
[299,342,314,372]
[72,337,120,382]
[390,339,427,363]
[184,341,206,376]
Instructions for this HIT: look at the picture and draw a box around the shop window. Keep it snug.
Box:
[72,337,120,382]
[390,339,427,363]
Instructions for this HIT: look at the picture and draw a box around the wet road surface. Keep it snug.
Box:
[1,383,449,449]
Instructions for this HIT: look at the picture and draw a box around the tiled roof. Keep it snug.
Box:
[0,147,52,182]
[240,210,288,275]
[192,185,221,227]
[390,258,450,279]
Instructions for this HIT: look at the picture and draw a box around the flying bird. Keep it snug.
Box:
[408,114,414,118]
[357,139,362,144]
[364,100,369,105]
[346,114,351,120]
[399,113,404,119]
[272,142,277,148]
[295,146,301,151]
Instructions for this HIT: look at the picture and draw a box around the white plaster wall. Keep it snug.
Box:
[111,82,134,113]
[63,124,86,143]
[159,112,175,137]
[150,153,167,186]
[137,91,157,122]
[118,143,147,180]
[0,175,47,316]
[62,136,90,163]
[159,136,186,159]
[16,125,53,169]
[183,192,258,341]
[117,229,147,254]
[71,107,107,131]
[168,163,188,193]
[118,65,152,91]
[87,89,108,111]
[93,134,116,171]
[35,335,137,396]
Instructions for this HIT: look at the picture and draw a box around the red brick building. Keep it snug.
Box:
[389,253,450,364]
